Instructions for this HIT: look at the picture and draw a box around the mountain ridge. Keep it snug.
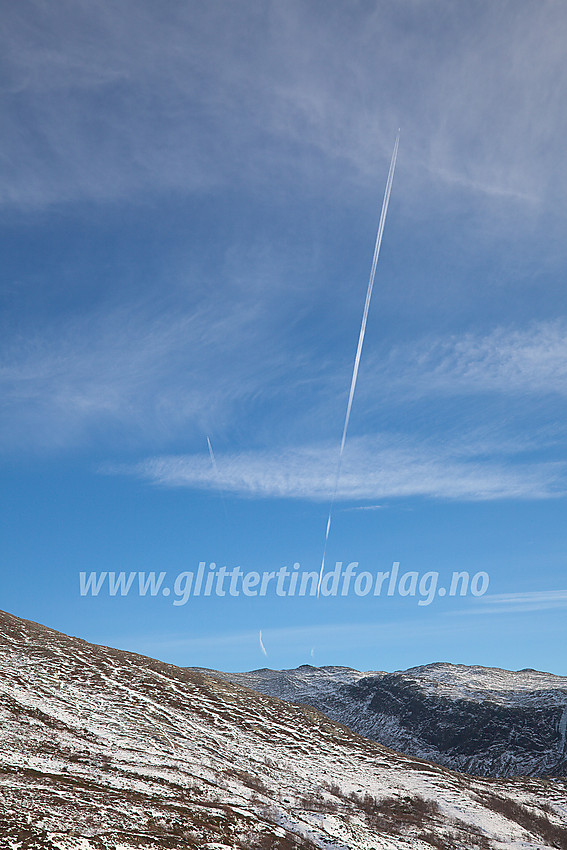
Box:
[209,661,567,778]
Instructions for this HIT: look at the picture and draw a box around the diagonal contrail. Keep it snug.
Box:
[207,436,219,474]
[317,131,400,597]
[207,436,229,522]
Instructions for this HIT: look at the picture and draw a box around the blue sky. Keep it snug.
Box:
[2,0,567,674]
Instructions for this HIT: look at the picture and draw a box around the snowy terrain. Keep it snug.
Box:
[1,610,567,848]
[213,663,567,778]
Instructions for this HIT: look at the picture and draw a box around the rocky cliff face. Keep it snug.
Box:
[214,662,567,778]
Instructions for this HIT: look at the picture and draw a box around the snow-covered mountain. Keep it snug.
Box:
[213,663,567,778]
[1,609,567,849]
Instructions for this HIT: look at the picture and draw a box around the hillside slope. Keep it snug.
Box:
[1,611,566,849]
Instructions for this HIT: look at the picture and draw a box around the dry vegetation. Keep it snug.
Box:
[478,791,567,849]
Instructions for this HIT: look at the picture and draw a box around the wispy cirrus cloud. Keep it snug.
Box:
[464,591,567,615]
[382,321,567,398]
[1,1,567,210]
[341,504,387,512]
[4,309,567,462]
[0,288,310,452]
[112,433,567,503]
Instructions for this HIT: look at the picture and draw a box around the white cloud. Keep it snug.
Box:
[361,320,567,405]
[116,433,567,502]
[1,2,566,209]
[474,590,567,614]
[3,290,567,468]
[341,504,387,512]
[422,322,567,395]
[0,290,306,451]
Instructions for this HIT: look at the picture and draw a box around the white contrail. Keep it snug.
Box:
[259,630,268,657]
[207,436,220,476]
[317,131,400,596]
[207,436,229,521]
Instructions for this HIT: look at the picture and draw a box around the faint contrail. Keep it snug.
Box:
[317,131,400,597]
[207,436,229,522]
[259,630,268,657]
[207,436,220,476]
